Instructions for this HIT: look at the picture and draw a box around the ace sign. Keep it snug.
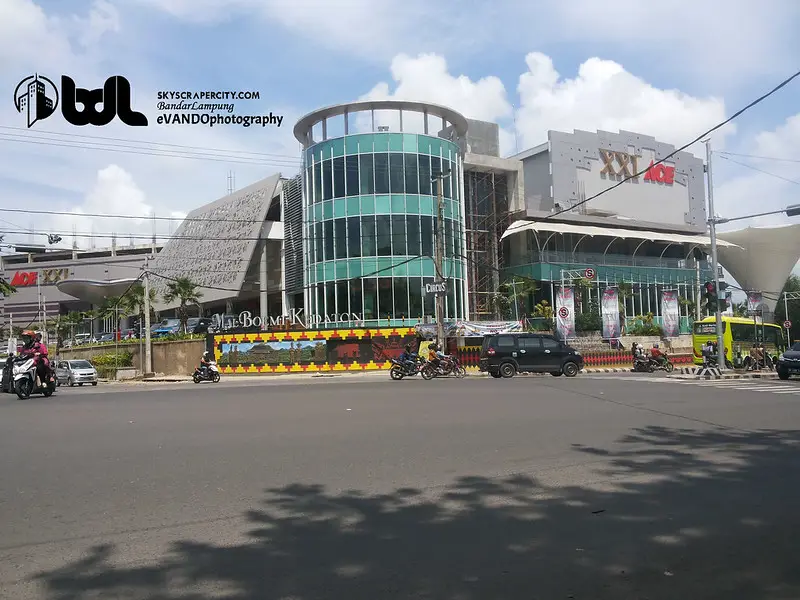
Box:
[10,268,70,287]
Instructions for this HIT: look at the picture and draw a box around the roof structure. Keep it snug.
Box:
[149,174,282,309]
[57,278,140,305]
[717,223,800,310]
[501,220,741,248]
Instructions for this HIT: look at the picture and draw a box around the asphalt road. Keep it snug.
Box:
[1,373,799,599]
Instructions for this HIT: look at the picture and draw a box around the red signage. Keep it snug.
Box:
[558,306,570,319]
[785,320,792,329]
[643,161,675,184]
[584,268,596,280]
[10,271,37,286]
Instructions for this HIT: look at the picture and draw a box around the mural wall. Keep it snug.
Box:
[212,327,418,374]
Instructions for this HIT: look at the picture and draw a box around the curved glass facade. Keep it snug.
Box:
[303,132,467,326]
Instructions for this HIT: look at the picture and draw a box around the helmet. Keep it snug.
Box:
[405,344,412,352]
[654,343,659,348]
[35,332,42,342]
[203,350,210,359]
[21,330,36,348]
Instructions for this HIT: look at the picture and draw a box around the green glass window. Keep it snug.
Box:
[374,134,390,152]
[376,215,391,256]
[315,262,323,282]
[418,136,431,155]
[357,134,373,153]
[443,161,452,198]
[334,218,347,259]
[346,196,360,216]
[333,198,346,219]
[404,154,419,194]
[322,200,333,220]
[337,280,348,315]
[347,217,360,258]
[363,278,377,319]
[375,194,391,214]
[362,256,377,275]
[409,277,423,318]
[420,215,433,258]
[359,154,374,195]
[314,222,323,262]
[314,202,322,222]
[345,155,359,196]
[313,162,322,204]
[406,194,420,213]
[394,278,408,316]
[324,262,335,282]
[403,134,417,153]
[321,143,332,161]
[388,134,404,152]
[407,257,422,276]
[331,138,344,157]
[361,194,375,214]
[335,260,348,279]
[374,153,389,194]
[430,156,442,180]
[324,220,334,261]
[406,215,421,256]
[428,137,442,158]
[391,215,406,255]
[348,258,362,278]
[420,195,434,215]
[393,261,408,277]
[333,157,345,198]
[418,155,431,195]
[389,152,404,193]
[422,276,434,316]
[422,259,436,277]
[391,194,405,213]
[349,279,363,314]
[322,159,332,201]
[378,277,393,318]
[361,215,376,257]
[345,135,360,155]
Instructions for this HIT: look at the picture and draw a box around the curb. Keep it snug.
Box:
[669,372,779,381]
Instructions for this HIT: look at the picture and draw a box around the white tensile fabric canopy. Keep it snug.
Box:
[717,224,800,311]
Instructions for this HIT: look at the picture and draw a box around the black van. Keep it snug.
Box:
[479,333,584,378]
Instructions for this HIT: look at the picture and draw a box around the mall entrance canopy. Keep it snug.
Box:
[57,278,140,305]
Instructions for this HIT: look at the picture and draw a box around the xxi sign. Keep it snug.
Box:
[599,149,676,185]
[13,74,148,128]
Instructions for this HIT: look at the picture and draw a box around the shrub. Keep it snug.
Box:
[91,351,134,368]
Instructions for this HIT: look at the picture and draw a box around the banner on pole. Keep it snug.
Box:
[747,291,763,314]
[555,286,575,340]
[601,287,620,339]
[661,290,680,338]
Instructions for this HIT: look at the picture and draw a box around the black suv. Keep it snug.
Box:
[776,342,800,380]
[479,333,584,378]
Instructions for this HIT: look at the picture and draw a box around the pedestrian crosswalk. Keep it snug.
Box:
[582,374,800,396]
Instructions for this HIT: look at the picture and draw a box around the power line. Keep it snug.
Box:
[716,154,800,186]
[716,151,800,164]
[544,67,800,221]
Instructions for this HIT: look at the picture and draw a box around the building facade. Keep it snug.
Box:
[294,101,471,327]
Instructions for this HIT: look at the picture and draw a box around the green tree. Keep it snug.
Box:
[498,276,538,318]
[127,282,157,332]
[0,277,15,298]
[617,282,634,333]
[163,277,203,333]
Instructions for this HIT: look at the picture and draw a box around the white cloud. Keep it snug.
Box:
[360,52,734,157]
[515,53,733,155]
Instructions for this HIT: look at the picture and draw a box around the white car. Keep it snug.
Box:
[56,359,99,387]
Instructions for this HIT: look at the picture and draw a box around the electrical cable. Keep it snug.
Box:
[716,154,800,186]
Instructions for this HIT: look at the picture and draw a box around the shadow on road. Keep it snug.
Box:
[33,425,800,599]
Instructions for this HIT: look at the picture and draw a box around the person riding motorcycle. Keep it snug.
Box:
[649,343,667,368]
[199,351,212,378]
[397,344,418,371]
[19,330,51,384]
[427,342,450,371]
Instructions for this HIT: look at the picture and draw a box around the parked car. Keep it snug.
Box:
[152,319,181,338]
[186,317,213,334]
[55,359,99,387]
[776,342,800,380]
[479,333,584,378]
[96,332,116,343]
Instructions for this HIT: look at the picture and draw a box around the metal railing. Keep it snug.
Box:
[526,251,710,271]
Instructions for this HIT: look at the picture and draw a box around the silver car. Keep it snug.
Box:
[56,359,99,387]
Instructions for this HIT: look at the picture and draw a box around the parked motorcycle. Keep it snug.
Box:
[12,354,57,399]
[633,356,651,372]
[193,361,221,383]
[389,356,425,380]
[421,355,466,380]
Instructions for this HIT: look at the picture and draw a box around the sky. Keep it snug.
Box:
[0,0,799,288]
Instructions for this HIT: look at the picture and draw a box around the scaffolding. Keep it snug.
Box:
[464,170,513,319]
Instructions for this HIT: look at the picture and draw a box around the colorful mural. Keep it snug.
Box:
[212,327,418,374]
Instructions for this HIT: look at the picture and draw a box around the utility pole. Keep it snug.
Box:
[143,256,153,376]
[705,139,726,370]
[695,258,701,322]
[432,169,450,346]
[510,279,520,321]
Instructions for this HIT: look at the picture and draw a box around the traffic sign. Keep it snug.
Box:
[584,268,596,280]
[558,306,569,319]
[785,320,792,329]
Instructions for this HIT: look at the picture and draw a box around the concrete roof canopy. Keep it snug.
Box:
[57,278,140,305]
[717,223,800,311]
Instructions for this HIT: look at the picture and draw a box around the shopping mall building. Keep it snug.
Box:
[3,99,796,336]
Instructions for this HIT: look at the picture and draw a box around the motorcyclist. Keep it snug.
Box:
[398,344,418,371]
[649,343,666,367]
[19,330,50,384]
[199,351,211,378]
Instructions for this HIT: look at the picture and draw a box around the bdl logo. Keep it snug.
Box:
[13,74,148,128]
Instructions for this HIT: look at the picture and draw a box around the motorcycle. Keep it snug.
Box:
[633,355,651,372]
[193,361,221,383]
[421,355,466,380]
[12,354,57,399]
[647,354,674,373]
[389,355,425,380]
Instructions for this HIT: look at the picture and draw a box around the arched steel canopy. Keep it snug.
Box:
[293,100,469,146]
[57,278,139,305]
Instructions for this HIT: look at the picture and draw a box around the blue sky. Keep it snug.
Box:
[0,0,798,283]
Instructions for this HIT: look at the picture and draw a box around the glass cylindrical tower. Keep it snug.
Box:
[294,100,469,328]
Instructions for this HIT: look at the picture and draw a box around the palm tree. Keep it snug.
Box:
[0,276,15,298]
[163,277,203,333]
[499,276,538,319]
[617,282,634,333]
